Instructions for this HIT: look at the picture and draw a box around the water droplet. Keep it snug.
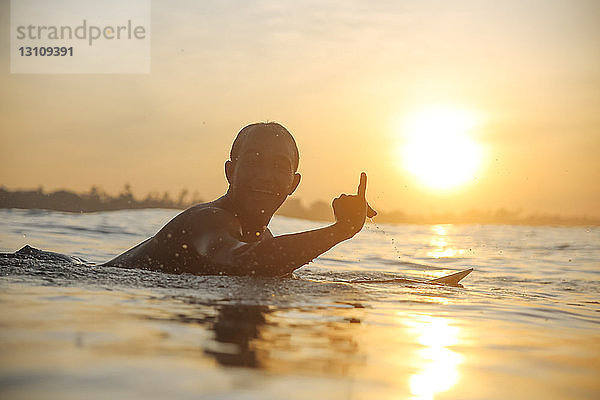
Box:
[260,209,265,214]
[182,244,188,249]
[255,231,261,236]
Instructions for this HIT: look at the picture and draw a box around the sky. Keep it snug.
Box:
[1,0,599,217]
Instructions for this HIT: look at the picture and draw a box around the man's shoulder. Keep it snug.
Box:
[175,202,240,232]
[183,202,233,218]
[154,201,242,246]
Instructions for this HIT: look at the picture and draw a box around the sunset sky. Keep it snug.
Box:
[1,0,599,217]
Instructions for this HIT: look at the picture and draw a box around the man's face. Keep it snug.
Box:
[227,129,300,217]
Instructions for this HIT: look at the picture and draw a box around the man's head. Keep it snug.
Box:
[230,123,299,172]
[225,122,301,219]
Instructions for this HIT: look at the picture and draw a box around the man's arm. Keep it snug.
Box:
[193,214,349,277]
[192,173,371,277]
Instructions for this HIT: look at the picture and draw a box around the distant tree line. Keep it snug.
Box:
[280,198,599,226]
[0,185,202,213]
[0,185,598,226]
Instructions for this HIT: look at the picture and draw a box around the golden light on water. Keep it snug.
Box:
[399,106,483,191]
[428,224,465,259]
[407,315,463,400]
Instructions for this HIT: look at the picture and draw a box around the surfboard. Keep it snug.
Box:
[428,268,473,285]
[347,268,473,287]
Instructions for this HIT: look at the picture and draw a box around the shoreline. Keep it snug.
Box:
[2,187,598,227]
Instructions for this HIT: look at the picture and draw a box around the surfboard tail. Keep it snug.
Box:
[428,268,473,286]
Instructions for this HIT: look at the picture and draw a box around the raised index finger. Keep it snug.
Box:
[357,172,367,198]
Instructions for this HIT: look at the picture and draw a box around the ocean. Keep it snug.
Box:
[1,208,599,399]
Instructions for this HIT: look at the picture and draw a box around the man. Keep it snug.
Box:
[103,122,376,277]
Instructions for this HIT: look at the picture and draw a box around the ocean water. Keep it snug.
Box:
[1,208,599,400]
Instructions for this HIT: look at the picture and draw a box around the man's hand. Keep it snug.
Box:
[332,172,376,239]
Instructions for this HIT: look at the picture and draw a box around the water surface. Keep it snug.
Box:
[1,208,599,399]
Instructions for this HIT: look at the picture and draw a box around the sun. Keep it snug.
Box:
[399,106,483,190]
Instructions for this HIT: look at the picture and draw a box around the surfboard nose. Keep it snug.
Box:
[428,268,474,286]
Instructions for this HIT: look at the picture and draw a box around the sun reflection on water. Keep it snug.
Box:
[407,315,464,400]
[427,224,465,259]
